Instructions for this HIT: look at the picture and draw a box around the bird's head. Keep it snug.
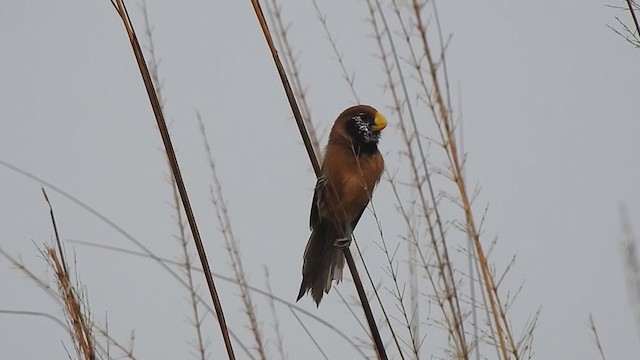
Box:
[331,105,388,148]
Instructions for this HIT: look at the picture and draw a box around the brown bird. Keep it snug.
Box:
[297,105,387,306]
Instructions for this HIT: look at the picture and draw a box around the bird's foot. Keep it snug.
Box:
[334,237,352,249]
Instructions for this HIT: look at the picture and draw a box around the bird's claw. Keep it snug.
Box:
[334,237,351,249]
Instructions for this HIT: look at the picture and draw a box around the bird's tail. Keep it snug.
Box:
[296,221,345,306]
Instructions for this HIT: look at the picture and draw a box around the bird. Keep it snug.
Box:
[297,104,387,306]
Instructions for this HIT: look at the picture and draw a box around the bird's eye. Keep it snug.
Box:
[353,112,371,124]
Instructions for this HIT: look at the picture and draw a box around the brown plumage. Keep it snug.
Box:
[297,105,387,306]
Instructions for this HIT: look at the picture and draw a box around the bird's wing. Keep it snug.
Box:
[350,205,367,230]
[309,175,328,229]
[349,152,384,230]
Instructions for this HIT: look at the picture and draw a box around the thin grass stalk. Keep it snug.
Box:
[92,326,137,360]
[173,185,208,360]
[42,188,68,275]
[389,3,498,356]
[288,307,329,360]
[172,178,208,360]
[0,247,57,299]
[7,309,121,360]
[140,0,166,110]
[372,2,469,355]
[0,309,70,333]
[92,316,133,358]
[340,277,392,355]
[248,0,318,174]
[248,1,388,359]
[0,309,117,358]
[588,314,607,360]
[139,5,208,357]
[433,5,483,353]
[513,309,538,358]
[335,288,370,338]
[365,0,468,356]
[263,267,287,360]
[345,147,406,358]
[620,204,640,340]
[386,2,521,356]
[411,8,513,357]
[311,0,361,104]
[404,199,421,359]
[464,223,502,358]
[350,233,406,360]
[385,176,429,355]
[68,240,369,359]
[375,214,421,358]
[386,174,462,356]
[109,2,235,358]
[197,114,267,360]
[264,0,320,157]
[458,96,482,360]
[626,0,640,36]
[431,0,455,124]
[410,1,520,357]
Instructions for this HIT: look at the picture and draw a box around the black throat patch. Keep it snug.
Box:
[345,114,381,156]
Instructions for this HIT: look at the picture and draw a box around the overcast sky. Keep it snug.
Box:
[1,1,639,359]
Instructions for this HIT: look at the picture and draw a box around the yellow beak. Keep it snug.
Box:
[372,112,388,132]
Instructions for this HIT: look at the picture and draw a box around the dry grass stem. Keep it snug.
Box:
[351,231,406,359]
[42,188,67,274]
[377,225,421,358]
[409,1,525,358]
[41,188,96,360]
[109,1,236,358]
[0,309,70,333]
[311,0,361,104]
[265,0,320,157]
[41,189,95,359]
[67,239,368,358]
[589,314,607,360]
[366,1,469,356]
[140,0,166,110]
[139,5,208,357]
[197,114,267,360]
[93,326,137,360]
[609,0,640,47]
[173,178,208,360]
[627,0,640,34]
[620,204,640,339]
[264,267,287,360]
[289,306,329,360]
[47,248,95,360]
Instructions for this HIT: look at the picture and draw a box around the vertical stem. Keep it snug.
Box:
[248,1,388,359]
[111,2,236,358]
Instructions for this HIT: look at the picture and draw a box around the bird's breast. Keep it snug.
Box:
[322,149,384,222]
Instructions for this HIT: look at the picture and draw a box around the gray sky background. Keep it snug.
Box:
[1,1,639,359]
